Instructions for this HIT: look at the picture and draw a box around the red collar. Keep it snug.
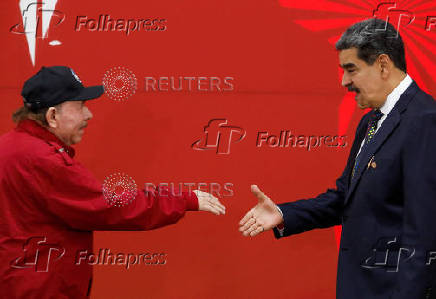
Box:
[16,119,76,158]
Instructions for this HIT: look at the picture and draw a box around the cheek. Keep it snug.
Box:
[356,77,375,95]
[58,117,80,136]
[363,69,382,91]
[59,119,75,131]
[365,82,380,97]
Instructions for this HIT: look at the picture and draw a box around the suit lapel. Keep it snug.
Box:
[346,116,369,188]
[343,81,420,206]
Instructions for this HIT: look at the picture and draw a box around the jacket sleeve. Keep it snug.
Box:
[272,162,349,238]
[26,152,198,231]
[273,113,369,239]
[390,112,436,299]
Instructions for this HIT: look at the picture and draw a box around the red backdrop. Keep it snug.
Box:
[1,0,435,298]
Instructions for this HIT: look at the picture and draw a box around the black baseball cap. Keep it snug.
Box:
[21,66,104,112]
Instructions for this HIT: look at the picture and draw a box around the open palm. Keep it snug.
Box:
[239,185,283,237]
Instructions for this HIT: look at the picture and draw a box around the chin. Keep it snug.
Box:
[356,97,371,109]
[71,136,83,145]
[356,100,367,109]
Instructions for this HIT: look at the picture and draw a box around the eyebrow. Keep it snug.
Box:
[339,63,357,69]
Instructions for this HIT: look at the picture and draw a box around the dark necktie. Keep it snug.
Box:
[351,109,384,179]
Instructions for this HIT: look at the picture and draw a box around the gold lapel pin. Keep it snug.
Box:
[367,156,376,169]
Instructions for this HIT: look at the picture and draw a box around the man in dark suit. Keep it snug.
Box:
[239,18,436,299]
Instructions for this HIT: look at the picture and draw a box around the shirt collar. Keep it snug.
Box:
[16,119,76,158]
[379,74,413,116]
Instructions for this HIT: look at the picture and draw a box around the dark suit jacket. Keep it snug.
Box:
[274,81,436,299]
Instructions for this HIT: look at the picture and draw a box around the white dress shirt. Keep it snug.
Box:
[355,74,413,157]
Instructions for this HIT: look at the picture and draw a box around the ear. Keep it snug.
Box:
[378,54,391,79]
[45,107,58,128]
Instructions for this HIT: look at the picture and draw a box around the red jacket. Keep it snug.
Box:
[0,119,198,299]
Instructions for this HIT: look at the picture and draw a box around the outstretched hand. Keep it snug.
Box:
[194,190,226,215]
[239,185,283,237]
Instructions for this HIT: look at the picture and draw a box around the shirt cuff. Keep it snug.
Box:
[184,191,199,211]
[275,205,285,236]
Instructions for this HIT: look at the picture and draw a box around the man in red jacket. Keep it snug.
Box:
[0,66,226,299]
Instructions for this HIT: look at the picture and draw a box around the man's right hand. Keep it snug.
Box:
[238,185,284,237]
[194,190,226,215]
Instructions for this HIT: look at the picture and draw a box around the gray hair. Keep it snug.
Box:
[12,104,62,126]
[336,18,407,72]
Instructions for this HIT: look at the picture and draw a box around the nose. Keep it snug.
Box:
[84,106,93,121]
[341,72,352,87]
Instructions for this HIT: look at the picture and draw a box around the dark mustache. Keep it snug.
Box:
[347,85,360,93]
